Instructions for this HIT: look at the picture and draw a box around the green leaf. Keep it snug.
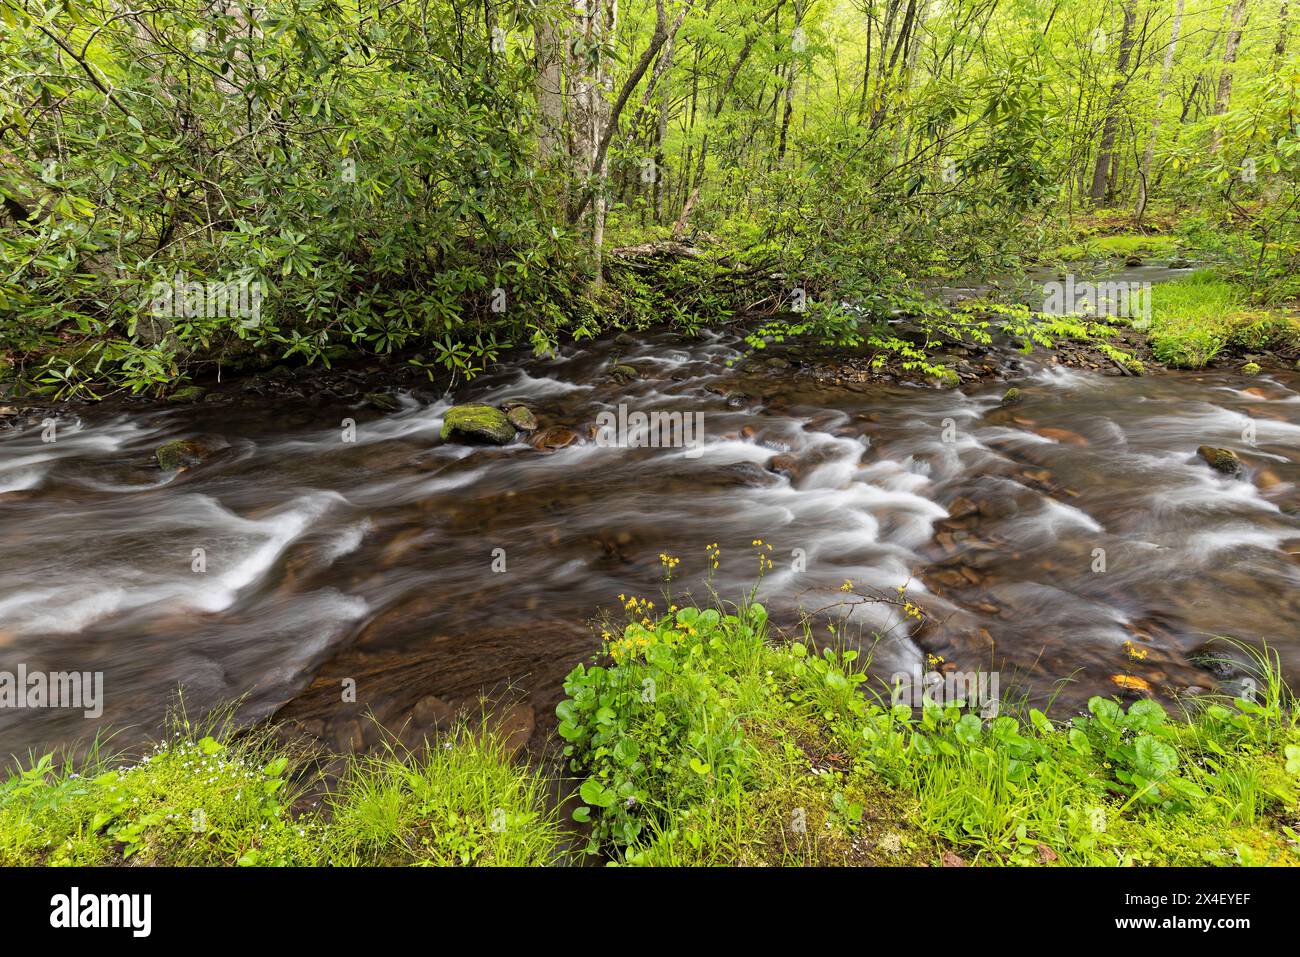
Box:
[1134,735,1178,781]
[579,778,616,808]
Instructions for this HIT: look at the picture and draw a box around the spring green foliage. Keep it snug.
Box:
[8,0,1300,395]
[558,599,1300,866]
[0,713,562,866]
[5,603,1298,866]
[1147,269,1300,368]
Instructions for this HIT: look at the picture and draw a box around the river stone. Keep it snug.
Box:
[1001,387,1022,406]
[411,694,457,728]
[166,385,207,404]
[1197,445,1244,477]
[440,404,515,444]
[364,392,402,413]
[528,425,579,451]
[609,363,640,382]
[507,406,539,431]
[156,438,210,471]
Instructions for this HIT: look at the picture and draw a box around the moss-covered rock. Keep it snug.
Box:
[156,439,209,471]
[364,392,402,413]
[440,404,515,445]
[166,385,207,404]
[1197,445,1244,478]
[1242,362,1262,376]
[506,406,538,431]
[1001,387,1022,406]
[609,363,640,383]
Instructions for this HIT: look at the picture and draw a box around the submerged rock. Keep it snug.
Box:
[440,404,515,445]
[156,438,211,471]
[528,425,580,451]
[1197,445,1244,477]
[506,406,539,431]
[166,385,207,404]
[364,392,402,413]
[609,363,640,383]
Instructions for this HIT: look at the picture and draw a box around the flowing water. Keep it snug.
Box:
[3,276,1299,759]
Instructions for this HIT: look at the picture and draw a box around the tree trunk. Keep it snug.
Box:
[1135,0,1184,222]
[1210,0,1249,153]
[1088,0,1137,207]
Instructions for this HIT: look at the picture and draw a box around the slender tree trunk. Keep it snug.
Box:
[1089,0,1137,207]
[1210,0,1249,153]
[1135,0,1184,222]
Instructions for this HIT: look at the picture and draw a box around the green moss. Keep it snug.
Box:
[440,404,515,444]
[1145,270,1300,368]
[155,438,205,471]
[166,385,207,403]
[1053,233,1178,262]
[1242,362,1262,375]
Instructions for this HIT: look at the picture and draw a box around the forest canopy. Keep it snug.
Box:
[1,0,1297,394]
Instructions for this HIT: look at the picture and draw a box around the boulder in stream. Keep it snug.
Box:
[440,404,515,445]
[528,425,580,451]
[1197,445,1244,478]
[166,385,207,404]
[156,438,213,471]
[364,392,402,413]
[506,406,539,431]
[609,363,640,383]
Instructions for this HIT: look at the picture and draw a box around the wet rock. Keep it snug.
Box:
[156,438,215,471]
[166,385,207,404]
[609,363,640,383]
[945,496,979,522]
[528,425,580,451]
[1241,361,1261,376]
[1000,387,1022,406]
[440,404,515,445]
[1196,445,1244,478]
[364,392,402,413]
[704,462,778,488]
[1123,254,1143,267]
[506,406,539,431]
[765,357,790,371]
[1255,469,1283,490]
[1033,426,1088,446]
[411,694,457,728]
[765,453,799,477]
[488,702,535,755]
[706,383,750,407]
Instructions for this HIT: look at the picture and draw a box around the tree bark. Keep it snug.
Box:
[1088,0,1137,207]
[1135,0,1184,222]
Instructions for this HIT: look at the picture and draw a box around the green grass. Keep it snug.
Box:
[1053,233,1180,263]
[1145,269,1300,368]
[0,711,564,867]
[5,594,1299,867]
